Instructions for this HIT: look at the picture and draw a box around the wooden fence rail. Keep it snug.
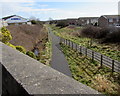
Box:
[60,37,120,73]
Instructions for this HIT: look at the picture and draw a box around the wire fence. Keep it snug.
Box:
[60,37,120,73]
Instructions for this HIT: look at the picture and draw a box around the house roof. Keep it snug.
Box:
[78,17,99,20]
[2,15,27,20]
[102,15,120,19]
[2,15,16,20]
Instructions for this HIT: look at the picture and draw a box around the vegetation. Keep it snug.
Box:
[81,26,120,43]
[0,26,48,63]
[31,20,43,26]
[61,43,120,94]
[16,46,26,54]
[50,25,120,62]
[39,39,52,65]
[26,51,37,59]
[56,21,69,28]
[0,27,12,43]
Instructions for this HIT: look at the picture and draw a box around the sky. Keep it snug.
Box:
[0,0,120,21]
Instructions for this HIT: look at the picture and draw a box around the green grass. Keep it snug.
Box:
[50,25,120,62]
[61,43,120,94]
[39,40,52,66]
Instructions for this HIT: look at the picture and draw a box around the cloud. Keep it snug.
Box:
[0,0,119,2]
[0,2,56,18]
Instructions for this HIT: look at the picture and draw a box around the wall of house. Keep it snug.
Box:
[98,16,108,27]
[0,20,8,28]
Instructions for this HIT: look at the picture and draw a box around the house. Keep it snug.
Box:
[98,15,120,27]
[78,17,98,26]
[66,18,78,25]
[0,19,8,28]
[1,15,31,26]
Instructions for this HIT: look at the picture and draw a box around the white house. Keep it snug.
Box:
[1,15,31,26]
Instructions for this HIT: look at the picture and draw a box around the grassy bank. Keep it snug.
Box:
[50,25,120,62]
[61,43,120,94]
[39,40,52,65]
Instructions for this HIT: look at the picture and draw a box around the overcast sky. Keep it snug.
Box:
[0,0,119,21]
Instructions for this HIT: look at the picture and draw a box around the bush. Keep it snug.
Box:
[102,31,120,43]
[31,20,37,24]
[81,26,101,38]
[1,27,12,43]
[6,42,16,49]
[56,21,68,28]
[81,26,120,43]
[26,51,37,59]
[16,46,26,54]
[95,28,110,39]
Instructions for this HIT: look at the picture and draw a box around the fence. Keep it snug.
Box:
[60,37,120,73]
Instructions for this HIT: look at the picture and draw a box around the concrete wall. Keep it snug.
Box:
[1,42,101,95]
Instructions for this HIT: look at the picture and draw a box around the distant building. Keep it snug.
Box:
[98,15,120,27]
[78,17,98,26]
[66,18,78,25]
[119,1,120,15]
[1,15,31,26]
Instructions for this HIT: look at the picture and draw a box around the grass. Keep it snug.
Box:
[39,40,52,66]
[50,24,120,62]
[61,43,120,95]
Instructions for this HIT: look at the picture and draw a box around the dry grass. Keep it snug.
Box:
[7,24,48,51]
[92,74,119,94]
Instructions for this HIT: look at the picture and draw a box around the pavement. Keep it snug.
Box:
[48,27,72,77]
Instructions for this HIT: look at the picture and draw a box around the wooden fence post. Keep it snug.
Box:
[72,42,73,49]
[80,46,81,53]
[60,37,62,44]
[101,55,103,67]
[76,44,77,51]
[69,40,70,47]
[112,60,114,73]
[85,48,87,56]
[92,51,94,61]
[66,39,67,45]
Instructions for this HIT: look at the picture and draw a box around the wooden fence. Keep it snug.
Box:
[60,37,120,73]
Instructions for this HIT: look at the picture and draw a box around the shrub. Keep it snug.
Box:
[26,51,37,59]
[80,26,101,38]
[101,31,120,43]
[56,21,69,28]
[16,46,26,54]
[6,42,16,49]
[95,27,110,39]
[1,27,12,43]
[31,20,37,24]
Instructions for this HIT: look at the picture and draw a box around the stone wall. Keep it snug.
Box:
[1,42,101,95]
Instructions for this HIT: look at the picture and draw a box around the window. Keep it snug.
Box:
[108,19,113,22]
[11,18,21,20]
